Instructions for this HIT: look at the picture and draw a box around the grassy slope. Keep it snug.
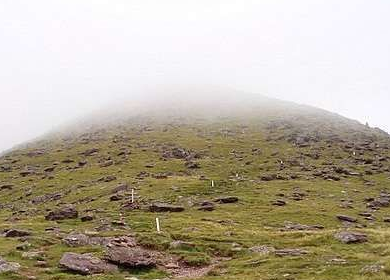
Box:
[0,114,389,280]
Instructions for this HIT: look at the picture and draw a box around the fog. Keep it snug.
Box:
[1,1,389,152]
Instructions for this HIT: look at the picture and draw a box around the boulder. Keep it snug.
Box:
[45,205,78,221]
[336,215,357,223]
[214,196,239,204]
[59,253,117,275]
[334,231,368,244]
[149,203,185,212]
[105,246,156,268]
[198,201,215,211]
[4,229,31,238]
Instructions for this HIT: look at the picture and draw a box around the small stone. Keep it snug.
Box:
[334,231,368,244]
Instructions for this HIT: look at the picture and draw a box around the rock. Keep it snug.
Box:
[185,161,200,169]
[0,257,20,273]
[44,166,56,173]
[81,214,94,222]
[384,217,390,223]
[105,246,156,268]
[110,194,124,201]
[334,231,368,244]
[63,233,110,247]
[214,196,239,204]
[170,241,195,250]
[16,242,32,251]
[283,221,324,231]
[22,251,45,260]
[4,229,31,238]
[361,264,384,275]
[31,192,62,204]
[198,201,215,211]
[63,234,90,247]
[249,245,275,255]
[45,205,78,221]
[367,197,390,209]
[121,201,140,211]
[274,248,309,257]
[336,215,357,223]
[100,160,114,168]
[0,184,13,190]
[149,203,185,212]
[98,175,116,182]
[59,253,117,275]
[272,200,287,206]
[80,148,99,156]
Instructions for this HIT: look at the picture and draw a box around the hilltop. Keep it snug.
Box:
[0,89,389,280]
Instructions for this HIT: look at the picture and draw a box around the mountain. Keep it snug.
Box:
[0,88,389,280]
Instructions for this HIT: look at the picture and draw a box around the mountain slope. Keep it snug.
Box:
[0,89,389,280]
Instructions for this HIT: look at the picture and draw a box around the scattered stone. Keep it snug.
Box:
[22,251,45,260]
[274,248,309,257]
[198,201,215,211]
[336,215,357,223]
[81,214,94,222]
[110,194,124,201]
[170,241,195,250]
[149,203,185,212]
[272,200,287,206]
[249,245,275,255]
[361,264,384,275]
[214,196,239,204]
[16,242,32,251]
[185,161,200,169]
[283,221,324,231]
[59,252,117,275]
[100,160,114,168]
[334,231,368,244]
[45,205,78,221]
[80,148,99,156]
[4,229,31,238]
[105,246,156,268]
[98,175,116,182]
[121,201,140,211]
[0,257,20,273]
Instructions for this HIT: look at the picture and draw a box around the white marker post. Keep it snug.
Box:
[211,180,215,187]
[131,189,135,203]
[156,218,161,233]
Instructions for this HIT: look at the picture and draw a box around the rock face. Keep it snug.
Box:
[45,205,78,221]
[334,231,368,244]
[59,253,117,275]
[149,203,185,212]
[0,257,20,273]
[105,246,156,268]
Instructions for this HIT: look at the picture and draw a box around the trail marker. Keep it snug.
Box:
[156,217,161,233]
[211,180,215,187]
[131,189,135,203]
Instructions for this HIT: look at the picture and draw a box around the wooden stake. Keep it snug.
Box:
[211,180,215,187]
[156,218,161,233]
[131,189,134,203]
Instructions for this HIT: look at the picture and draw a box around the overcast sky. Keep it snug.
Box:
[0,0,389,152]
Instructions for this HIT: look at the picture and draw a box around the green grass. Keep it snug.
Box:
[0,117,389,279]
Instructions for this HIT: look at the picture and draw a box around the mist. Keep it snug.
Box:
[1,1,389,153]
